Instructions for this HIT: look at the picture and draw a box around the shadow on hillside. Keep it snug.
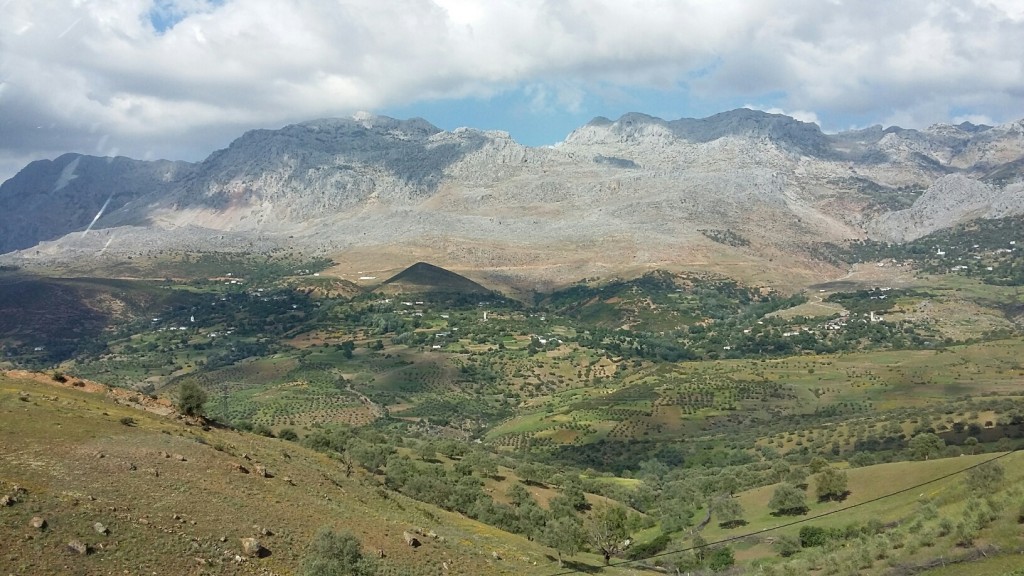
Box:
[543,555,602,573]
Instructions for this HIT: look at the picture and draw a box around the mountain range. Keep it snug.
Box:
[2,108,1023,288]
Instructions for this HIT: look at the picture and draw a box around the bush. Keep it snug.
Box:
[774,534,801,557]
[119,416,136,426]
[176,382,207,417]
[799,525,843,548]
[624,532,670,560]
[52,371,68,383]
[707,546,735,572]
[301,527,374,576]
[278,428,299,441]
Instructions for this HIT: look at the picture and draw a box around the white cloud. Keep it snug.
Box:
[952,114,995,126]
[0,0,1022,181]
[744,105,820,127]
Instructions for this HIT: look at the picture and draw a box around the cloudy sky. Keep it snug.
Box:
[2,0,1023,183]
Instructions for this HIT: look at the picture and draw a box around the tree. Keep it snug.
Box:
[417,440,437,462]
[176,382,207,417]
[506,483,532,508]
[462,451,498,479]
[542,516,584,567]
[713,496,746,528]
[516,462,544,486]
[584,503,629,564]
[963,436,979,455]
[785,466,809,488]
[769,483,808,516]
[301,527,374,576]
[691,533,709,563]
[808,456,830,473]
[908,433,945,460]
[815,467,849,502]
[560,479,589,512]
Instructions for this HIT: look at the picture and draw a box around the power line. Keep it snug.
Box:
[545,448,1020,576]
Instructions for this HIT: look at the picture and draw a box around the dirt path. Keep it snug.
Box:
[346,383,385,419]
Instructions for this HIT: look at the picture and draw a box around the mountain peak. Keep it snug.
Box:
[379,262,493,295]
[566,108,830,155]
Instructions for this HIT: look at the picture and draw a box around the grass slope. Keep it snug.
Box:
[0,373,636,575]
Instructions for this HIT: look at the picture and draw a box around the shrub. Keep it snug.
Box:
[278,428,299,441]
[773,534,801,557]
[707,546,735,572]
[119,416,136,426]
[301,527,374,576]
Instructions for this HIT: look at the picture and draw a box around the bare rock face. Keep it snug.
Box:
[0,154,190,253]
[869,176,1024,242]
[2,110,1023,280]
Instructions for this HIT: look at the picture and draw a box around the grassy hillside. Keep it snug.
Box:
[0,372,638,575]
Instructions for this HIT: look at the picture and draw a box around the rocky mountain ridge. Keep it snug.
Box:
[2,109,1023,286]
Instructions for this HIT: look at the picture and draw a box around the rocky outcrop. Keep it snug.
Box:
[868,175,1024,242]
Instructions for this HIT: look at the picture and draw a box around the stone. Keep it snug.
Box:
[402,531,421,548]
[67,540,89,555]
[231,463,249,474]
[253,464,271,478]
[29,516,46,530]
[240,537,263,558]
[0,495,13,506]
[93,522,108,535]
[173,454,186,461]
[491,551,501,560]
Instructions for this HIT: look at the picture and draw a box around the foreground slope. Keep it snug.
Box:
[0,372,628,575]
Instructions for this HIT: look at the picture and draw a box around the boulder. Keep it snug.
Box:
[402,531,421,547]
[240,537,263,557]
[93,522,109,535]
[67,540,89,555]
[29,516,46,530]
